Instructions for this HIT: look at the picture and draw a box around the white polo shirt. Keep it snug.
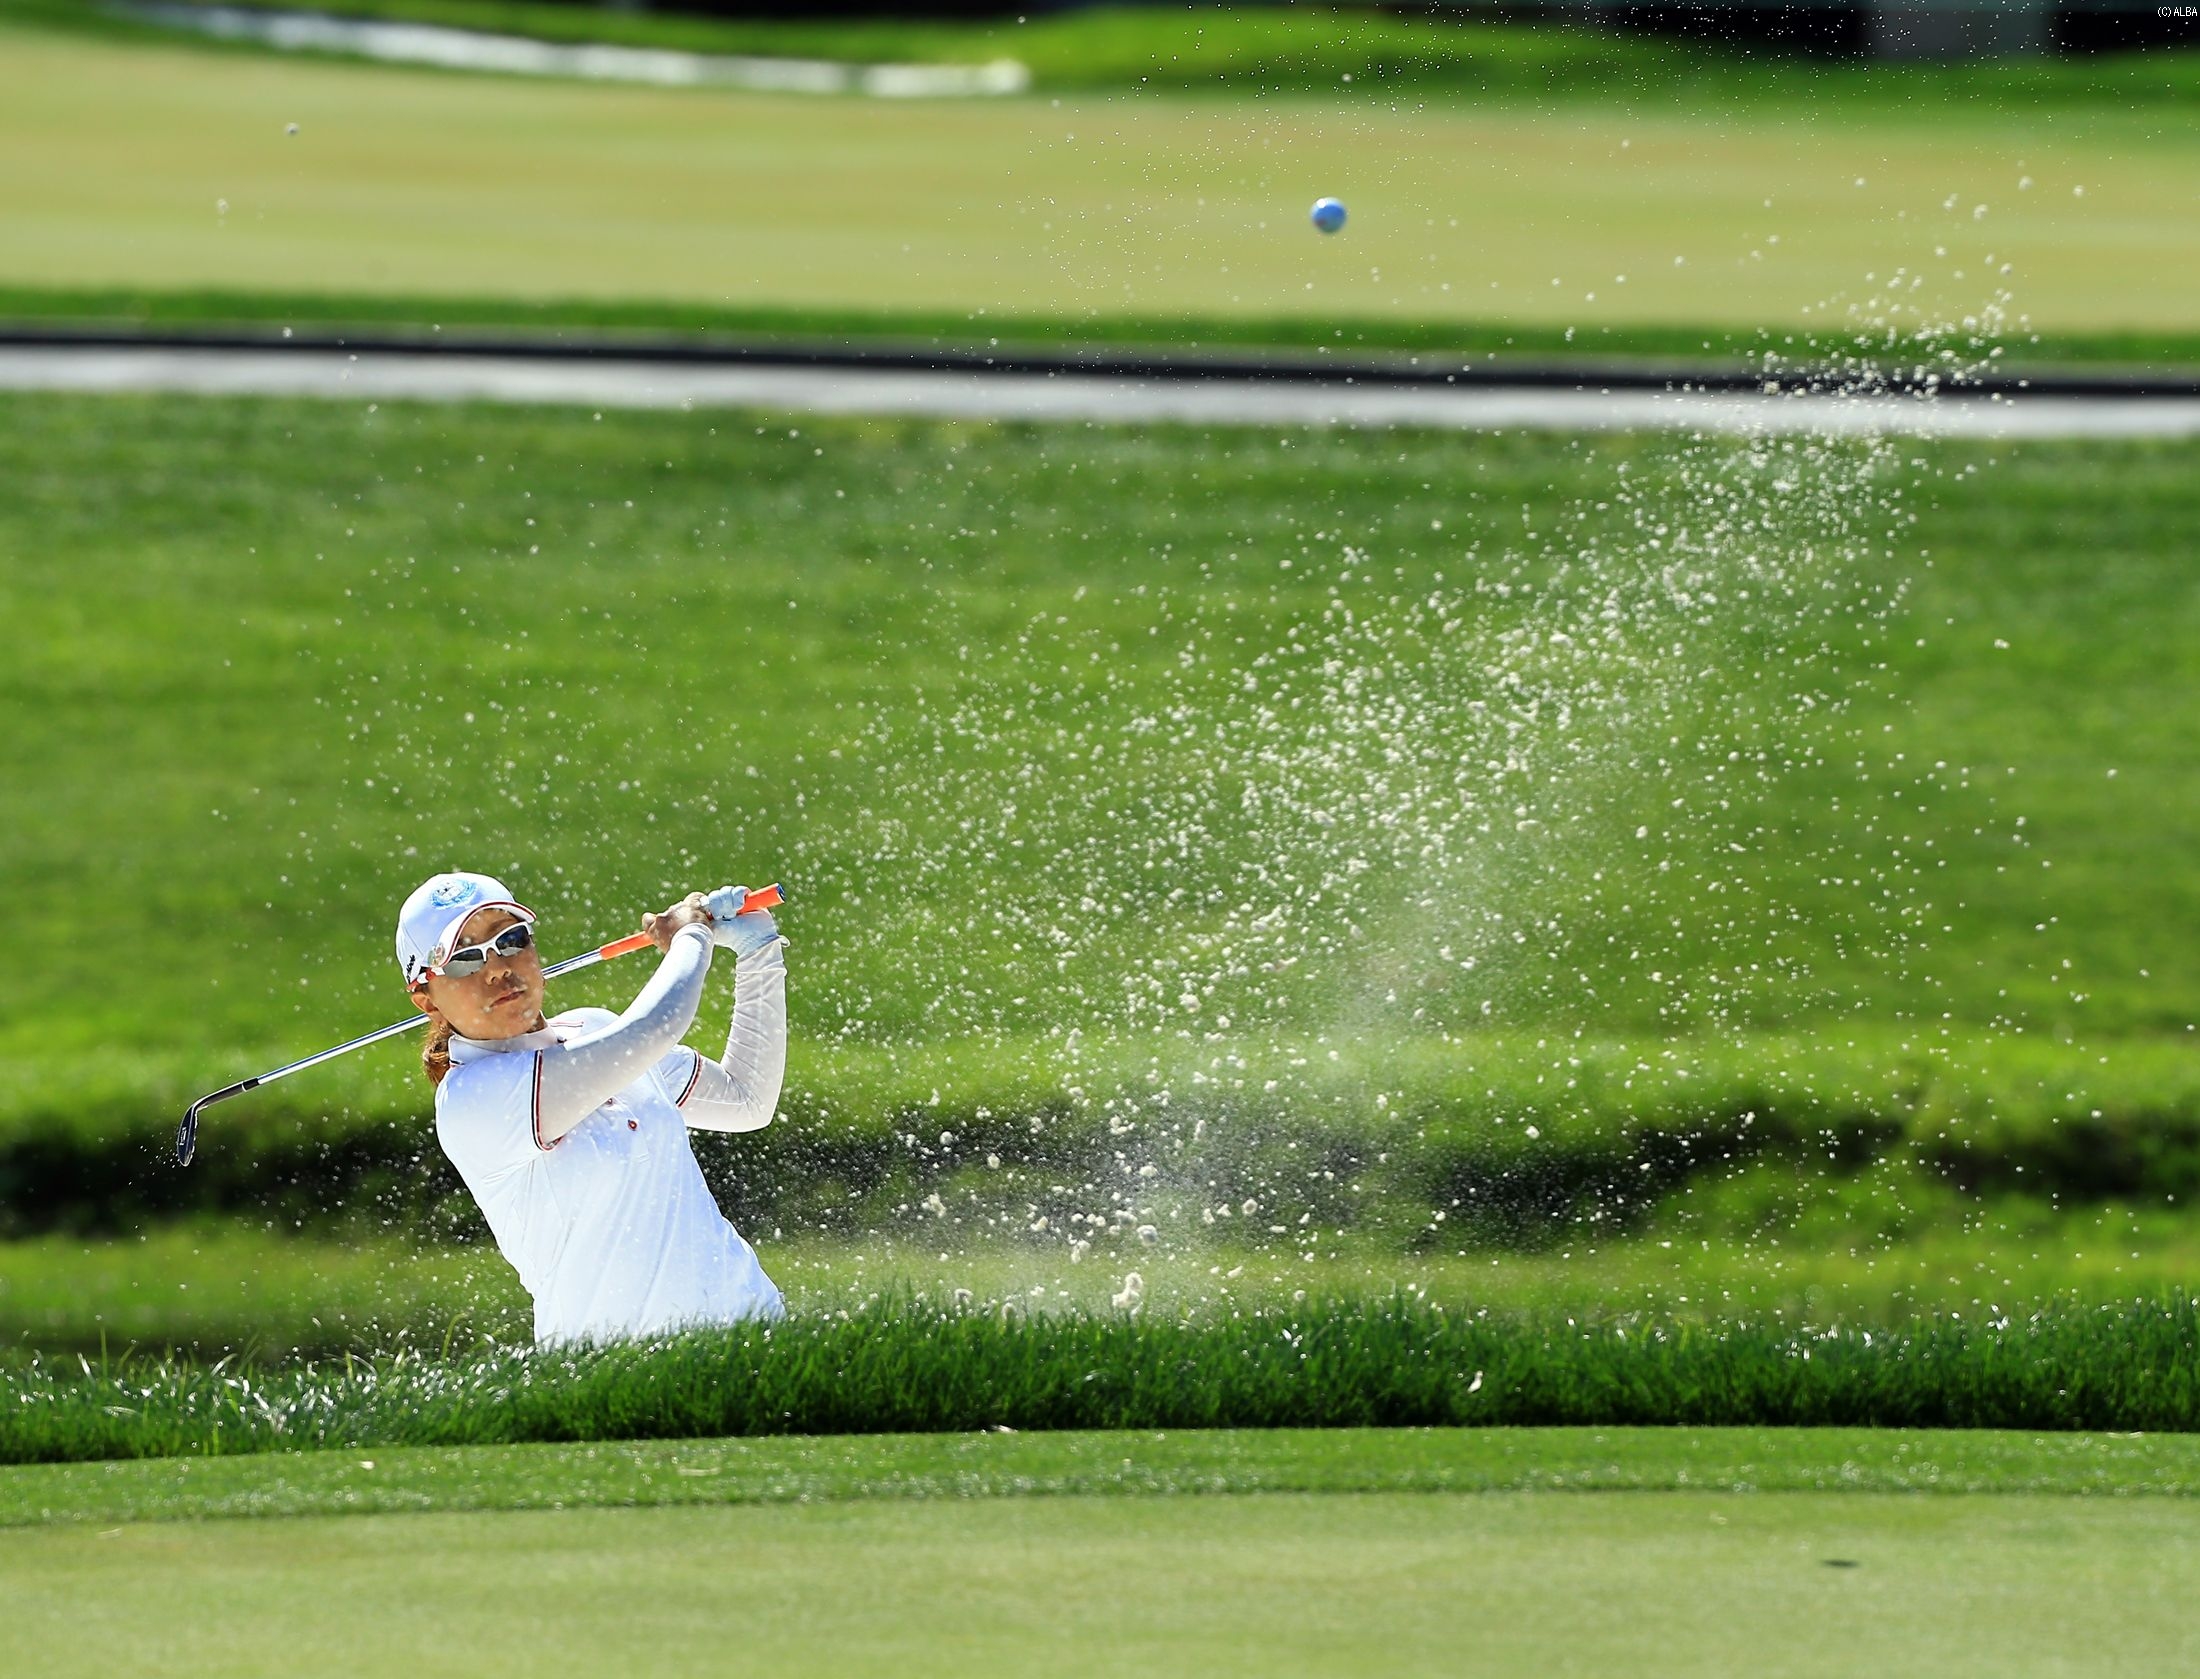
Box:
[436,1006,784,1343]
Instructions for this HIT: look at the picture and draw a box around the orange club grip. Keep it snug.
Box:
[596,883,784,960]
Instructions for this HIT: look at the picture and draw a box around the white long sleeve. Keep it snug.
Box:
[669,941,786,1133]
[532,922,714,1143]
[433,917,786,1341]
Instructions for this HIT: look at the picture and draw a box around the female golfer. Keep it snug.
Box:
[398,870,787,1343]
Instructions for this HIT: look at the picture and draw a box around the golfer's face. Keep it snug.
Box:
[423,906,546,1039]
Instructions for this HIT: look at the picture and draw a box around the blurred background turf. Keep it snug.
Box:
[1,392,2193,1350]
[0,2,2195,357]
[2,2,2195,1352]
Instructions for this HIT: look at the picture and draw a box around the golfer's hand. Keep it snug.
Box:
[703,885,786,958]
[642,893,713,954]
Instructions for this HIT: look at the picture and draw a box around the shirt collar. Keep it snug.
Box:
[448,1019,561,1064]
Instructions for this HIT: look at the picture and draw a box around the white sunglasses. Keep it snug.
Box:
[428,921,536,979]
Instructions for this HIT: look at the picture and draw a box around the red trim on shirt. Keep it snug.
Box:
[676,1049,705,1109]
[530,1052,559,1152]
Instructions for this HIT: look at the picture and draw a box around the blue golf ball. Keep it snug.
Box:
[1310,196,1347,235]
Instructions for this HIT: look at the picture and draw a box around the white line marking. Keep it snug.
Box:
[115,3,1030,96]
[3,345,2197,438]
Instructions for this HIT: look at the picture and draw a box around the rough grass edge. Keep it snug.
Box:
[13,1294,2200,1466]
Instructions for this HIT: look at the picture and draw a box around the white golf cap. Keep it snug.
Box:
[396,871,536,985]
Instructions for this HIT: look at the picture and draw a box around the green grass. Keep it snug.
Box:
[1,17,2196,340]
[0,392,2195,1226]
[18,1487,2200,1677]
[10,282,2200,376]
[0,1226,532,1356]
[20,1017,2200,1249]
[14,1295,2200,1464]
[18,0,1749,95]
[7,1425,2200,1526]
[40,0,2200,107]
[13,1184,2200,1358]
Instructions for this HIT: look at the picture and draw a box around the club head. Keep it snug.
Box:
[174,1099,203,1168]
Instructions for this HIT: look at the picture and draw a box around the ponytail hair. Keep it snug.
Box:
[422,1012,456,1088]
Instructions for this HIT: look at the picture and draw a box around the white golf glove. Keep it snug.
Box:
[703,885,786,959]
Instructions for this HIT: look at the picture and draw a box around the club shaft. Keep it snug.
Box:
[175,883,782,1164]
[253,1013,430,1087]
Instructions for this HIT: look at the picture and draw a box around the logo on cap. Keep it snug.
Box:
[428,878,479,909]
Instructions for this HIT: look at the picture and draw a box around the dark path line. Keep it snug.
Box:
[2,324,2194,400]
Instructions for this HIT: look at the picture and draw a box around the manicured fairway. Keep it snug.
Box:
[11,1481,2200,1676]
[0,22,2192,337]
[9,1427,2200,1526]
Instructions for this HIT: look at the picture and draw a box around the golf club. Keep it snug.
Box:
[172,883,784,1167]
